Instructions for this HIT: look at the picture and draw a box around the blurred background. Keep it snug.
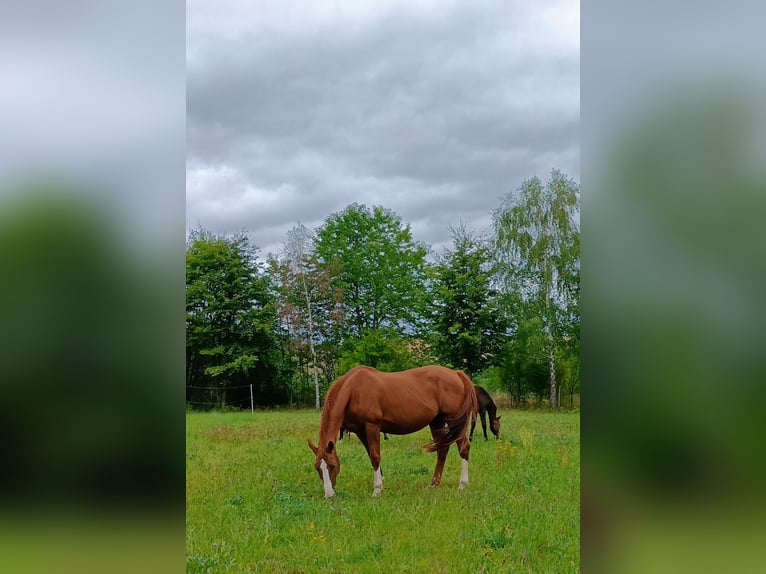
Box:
[1,1,765,573]
[0,1,185,573]
[583,1,766,572]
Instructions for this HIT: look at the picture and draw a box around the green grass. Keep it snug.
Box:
[186,410,580,574]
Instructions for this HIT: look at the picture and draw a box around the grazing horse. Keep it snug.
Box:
[308,365,478,498]
[469,385,501,441]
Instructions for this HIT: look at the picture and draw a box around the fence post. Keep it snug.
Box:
[250,384,254,414]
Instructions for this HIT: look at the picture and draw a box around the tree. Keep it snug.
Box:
[314,203,429,343]
[186,229,286,407]
[275,223,343,409]
[431,225,505,376]
[282,223,319,408]
[493,170,580,408]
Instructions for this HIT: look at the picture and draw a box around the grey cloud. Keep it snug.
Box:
[187,0,579,257]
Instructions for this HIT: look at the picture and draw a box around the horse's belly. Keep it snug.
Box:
[381,413,435,435]
[380,422,425,435]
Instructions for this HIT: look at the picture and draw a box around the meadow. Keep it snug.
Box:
[186,409,580,574]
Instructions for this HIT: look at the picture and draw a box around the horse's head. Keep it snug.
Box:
[490,415,501,439]
[308,438,340,498]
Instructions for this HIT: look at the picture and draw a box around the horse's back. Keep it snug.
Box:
[342,365,469,434]
[351,365,465,400]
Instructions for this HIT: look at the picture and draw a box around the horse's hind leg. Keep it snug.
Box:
[456,434,472,490]
[429,420,449,487]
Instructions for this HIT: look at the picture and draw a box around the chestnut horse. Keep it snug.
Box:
[308,365,478,498]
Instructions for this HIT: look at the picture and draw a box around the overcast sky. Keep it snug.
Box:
[187,0,579,259]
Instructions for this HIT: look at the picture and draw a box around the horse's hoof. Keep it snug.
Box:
[458,483,467,490]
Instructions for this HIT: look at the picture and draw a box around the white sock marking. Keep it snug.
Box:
[459,458,469,489]
[320,459,335,498]
[372,466,384,496]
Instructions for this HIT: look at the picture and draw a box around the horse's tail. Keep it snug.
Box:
[424,370,479,452]
[456,370,479,422]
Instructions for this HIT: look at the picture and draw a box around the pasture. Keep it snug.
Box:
[186,409,580,574]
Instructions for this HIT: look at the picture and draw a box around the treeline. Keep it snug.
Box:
[186,170,579,409]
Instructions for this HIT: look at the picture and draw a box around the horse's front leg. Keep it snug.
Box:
[363,424,384,497]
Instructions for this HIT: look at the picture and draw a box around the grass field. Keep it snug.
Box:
[186,409,580,574]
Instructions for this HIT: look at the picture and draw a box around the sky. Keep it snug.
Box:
[187,0,579,259]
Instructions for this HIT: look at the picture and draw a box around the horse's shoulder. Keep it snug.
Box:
[345,365,383,386]
[350,365,379,374]
[419,364,454,376]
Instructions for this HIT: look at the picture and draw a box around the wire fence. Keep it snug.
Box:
[186,384,255,411]
[186,384,252,390]
[185,397,252,406]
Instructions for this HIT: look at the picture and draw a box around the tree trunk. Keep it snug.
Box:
[541,206,558,410]
[545,240,558,409]
[548,335,558,409]
[300,272,321,410]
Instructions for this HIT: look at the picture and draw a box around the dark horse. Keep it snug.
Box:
[308,365,478,498]
[469,385,501,441]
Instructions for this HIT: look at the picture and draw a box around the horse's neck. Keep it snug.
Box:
[486,399,497,418]
[321,417,343,446]
[320,384,349,445]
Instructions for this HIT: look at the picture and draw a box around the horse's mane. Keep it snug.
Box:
[318,372,349,442]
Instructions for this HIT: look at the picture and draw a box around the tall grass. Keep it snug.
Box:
[187,410,579,573]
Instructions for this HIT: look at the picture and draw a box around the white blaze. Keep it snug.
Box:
[459,458,469,489]
[320,459,335,498]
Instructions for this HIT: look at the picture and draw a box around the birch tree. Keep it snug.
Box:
[280,223,323,409]
[493,170,579,408]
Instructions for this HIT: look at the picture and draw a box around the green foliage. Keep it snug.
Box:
[186,228,290,407]
[494,295,550,403]
[494,314,580,407]
[186,410,580,573]
[430,225,505,376]
[315,203,429,339]
[471,366,505,394]
[494,171,579,302]
[337,329,421,374]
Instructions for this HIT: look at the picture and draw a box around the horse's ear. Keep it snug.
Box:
[327,440,334,453]
[497,415,501,420]
[308,438,318,454]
